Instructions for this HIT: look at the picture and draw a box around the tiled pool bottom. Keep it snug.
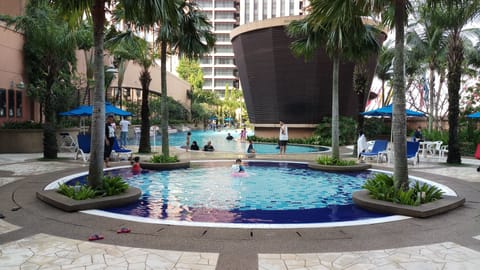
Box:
[72,161,391,225]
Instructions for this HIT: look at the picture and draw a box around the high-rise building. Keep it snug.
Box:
[196,0,240,97]
[239,0,308,24]
[197,1,309,96]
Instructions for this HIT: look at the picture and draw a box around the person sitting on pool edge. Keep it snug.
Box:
[203,141,215,152]
[226,133,234,140]
[190,141,200,151]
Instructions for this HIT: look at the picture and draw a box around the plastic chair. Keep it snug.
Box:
[407,141,420,165]
[112,137,132,161]
[360,140,389,162]
[75,134,91,162]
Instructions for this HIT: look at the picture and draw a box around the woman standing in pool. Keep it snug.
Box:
[279,121,288,155]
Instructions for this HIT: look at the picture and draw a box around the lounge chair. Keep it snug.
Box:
[360,140,389,162]
[407,141,420,165]
[112,138,132,161]
[75,134,91,162]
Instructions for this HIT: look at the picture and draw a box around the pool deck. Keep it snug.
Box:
[0,147,479,269]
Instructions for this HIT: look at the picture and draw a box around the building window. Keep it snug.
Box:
[16,91,22,118]
[215,56,234,65]
[215,0,234,8]
[197,0,213,9]
[8,89,14,117]
[0,89,5,117]
[216,33,231,42]
[215,23,234,31]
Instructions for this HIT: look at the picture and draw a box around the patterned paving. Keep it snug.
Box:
[259,242,480,270]
[0,220,20,235]
[0,233,218,270]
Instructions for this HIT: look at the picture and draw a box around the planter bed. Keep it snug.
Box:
[308,162,371,172]
[352,189,465,218]
[36,187,142,212]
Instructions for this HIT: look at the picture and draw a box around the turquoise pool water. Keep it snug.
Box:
[97,161,388,224]
[130,130,326,154]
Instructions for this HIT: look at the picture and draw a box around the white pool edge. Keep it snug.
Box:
[44,160,459,229]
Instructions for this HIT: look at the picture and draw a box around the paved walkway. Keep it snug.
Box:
[0,149,479,269]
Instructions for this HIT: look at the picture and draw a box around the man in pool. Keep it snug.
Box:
[203,141,215,152]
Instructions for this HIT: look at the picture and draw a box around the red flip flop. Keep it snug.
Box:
[88,234,104,241]
[117,227,131,234]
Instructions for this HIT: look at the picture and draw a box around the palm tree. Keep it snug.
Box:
[156,0,215,157]
[1,1,78,159]
[428,0,480,164]
[375,44,395,107]
[287,0,380,160]
[52,0,177,188]
[406,3,448,132]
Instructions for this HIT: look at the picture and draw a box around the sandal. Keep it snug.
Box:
[88,234,104,241]
[117,227,131,234]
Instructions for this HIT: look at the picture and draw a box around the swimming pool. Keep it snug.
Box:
[130,130,327,154]
[64,161,392,226]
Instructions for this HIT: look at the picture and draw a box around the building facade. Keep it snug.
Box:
[196,0,309,97]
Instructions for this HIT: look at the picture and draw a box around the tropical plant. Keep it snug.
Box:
[316,156,357,166]
[57,182,96,200]
[100,175,129,196]
[427,0,480,164]
[406,3,448,132]
[52,0,178,188]
[287,0,381,160]
[156,0,215,157]
[150,154,179,163]
[0,0,79,159]
[363,173,443,206]
[106,27,156,153]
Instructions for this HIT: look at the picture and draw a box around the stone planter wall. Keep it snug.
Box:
[308,162,371,172]
[0,128,79,153]
[140,161,190,170]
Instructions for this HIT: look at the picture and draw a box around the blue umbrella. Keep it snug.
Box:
[361,104,425,117]
[59,103,132,117]
[467,112,480,118]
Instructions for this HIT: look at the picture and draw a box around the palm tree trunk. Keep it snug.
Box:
[392,0,409,190]
[447,30,463,164]
[160,41,170,156]
[428,67,435,131]
[138,70,152,153]
[88,0,106,189]
[331,57,340,160]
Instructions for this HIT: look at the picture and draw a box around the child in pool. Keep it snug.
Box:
[232,158,245,173]
[131,156,141,173]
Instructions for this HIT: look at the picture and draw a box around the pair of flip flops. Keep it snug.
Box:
[117,227,131,234]
[88,234,104,241]
[88,228,131,241]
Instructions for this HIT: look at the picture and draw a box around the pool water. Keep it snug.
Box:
[95,162,388,224]
[129,130,326,154]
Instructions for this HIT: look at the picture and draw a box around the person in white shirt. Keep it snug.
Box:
[357,131,368,160]
[119,117,131,147]
[279,121,288,155]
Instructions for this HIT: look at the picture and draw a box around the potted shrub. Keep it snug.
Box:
[308,155,371,172]
[140,154,190,170]
[352,173,465,217]
[36,176,142,212]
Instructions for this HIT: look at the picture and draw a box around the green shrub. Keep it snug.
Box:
[57,182,96,200]
[362,173,444,206]
[316,155,357,166]
[99,176,129,196]
[57,176,129,200]
[150,154,179,163]
[314,116,356,145]
[2,121,43,129]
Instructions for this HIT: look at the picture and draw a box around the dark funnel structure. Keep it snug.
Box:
[230,16,386,138]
